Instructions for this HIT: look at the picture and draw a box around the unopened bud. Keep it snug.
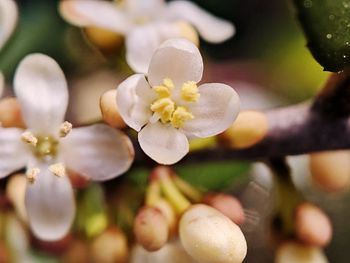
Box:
[153,198,177,237]
[0,98,25,128]
[309,150,350,192]
[84,26,124,51]
[6,174,27,221]
[218,110,268,149]
[134,206,169,252]
[179,204,247,263]
[91,228,128,263]
[203,193,245,225]
[100,89,126,128]
[275,242,328,263]
[295,203,332,247]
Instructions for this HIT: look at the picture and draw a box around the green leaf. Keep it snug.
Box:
[293,0,350,72]
[174,161,250,191]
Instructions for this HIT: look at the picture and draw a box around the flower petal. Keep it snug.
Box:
[166,1,235,43]
[126,0,165,21]
[0,71,4,97]
[116,74,155,131]
[147,38,203,87]
[138,122,189,165]
[0,128,30,178]
[0,0,18,49]
[59,0,131,34]
[60,124,134,181]
[14,54,68,135]
[25,161,75,241]
[183,83,240,138]
[126,22,185,74]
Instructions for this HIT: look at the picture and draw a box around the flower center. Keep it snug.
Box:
[34,136,58,158]
[150,78,200,128]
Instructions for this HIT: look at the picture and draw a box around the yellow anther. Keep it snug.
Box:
[59,121,73,137]
[181,81,200,102]
[49,163,66,178]
[163,78,174,89]
[154,85,171,98]
[150,98,175,123]
[171,106,194,128]
[26,168,40,184]
[21,131,38,147]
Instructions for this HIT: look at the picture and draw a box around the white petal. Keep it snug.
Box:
[116,74,155,131]
[147,38,203,87]
[126,22,185,74]
[166,1,235,43]
[25,161,75,241]
[126,0,165,21]
[0,71,4,97]
[14,54,68,135]
[59,0,131,34]
[0,0,18,49]
[138,122,189,165]
[0,128,30,178]
[183,83,240,138]
[60,124,134,181]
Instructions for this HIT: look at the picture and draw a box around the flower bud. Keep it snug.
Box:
[153,198,177,237]
[203,193,245,225]
[179,204,247,263]
[295,203,332,247]
[309,150,350,192]
[0,97,25,128]
[6,174,27,221]
[84,26,124,51]
[176,21,199,47]
[218,110,268,149]
[91,228,128,263]
[100,89,126,129]
[134,206,169,252]
[275,242,328,263]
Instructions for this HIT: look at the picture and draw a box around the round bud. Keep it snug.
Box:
[134,206,169,251]
[179,204,247,263]
[153,198,177,236]
[295,203,332,247]
[218,111,268,149]
[91,228,128,263]
[275,242,328,263]
[309,151,350,192]
[203,193,245,225]
[84,26,124,51]
[0,97,25,128]
[100,89,126,129]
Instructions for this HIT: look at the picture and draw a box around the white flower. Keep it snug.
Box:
[0,0,18,50]
[0,71,4,97]
[116,38,240,165]
[0,54,134,241]
[59,0,235,73]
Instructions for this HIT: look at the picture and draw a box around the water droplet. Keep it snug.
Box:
[343,1,350,8]
[329,14,335,20]
[343,55,348,59]
[304,0,313,8]
[346,41,350,46]
[326,34,332,39]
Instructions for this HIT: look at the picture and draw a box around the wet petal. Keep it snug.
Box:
[166,1,235,43]
[138,122,189,165]
[183,83,240,138]
[0,0,18,49]
[25,161,75,241]
[116,74,156,131]
[59,0,131,34]
[60,124,134,181]
[14,54,68,135]
[0,128,30,178]
[148,38,203,87]
[126,22,183,74]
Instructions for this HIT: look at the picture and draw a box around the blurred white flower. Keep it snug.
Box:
[59,0,235,73]
[0,54,134,241]
[117,38,240,164]
[0,0,18,50]
[0,71,4,97]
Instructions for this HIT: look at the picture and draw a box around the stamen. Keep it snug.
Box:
[26,168,40,184]
[49,163,66,177]
[163,78,174,89]
[59,121,73,137]
[171,106,194,128]
[153,78,174,98]
[150,98,175,123]
[181,81,200,102]
[21,131,38,147]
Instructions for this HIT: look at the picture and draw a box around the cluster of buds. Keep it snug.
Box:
[133,166,247,263]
